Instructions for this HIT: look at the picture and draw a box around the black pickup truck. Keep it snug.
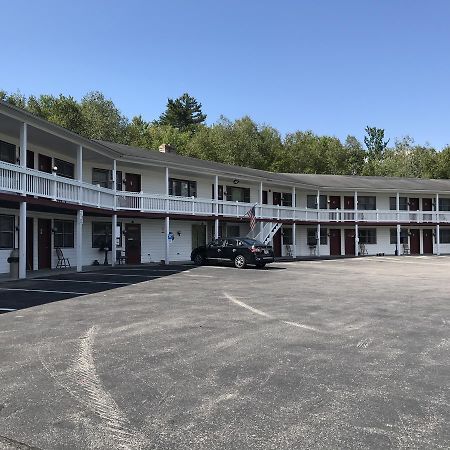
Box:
[191,237,274,269]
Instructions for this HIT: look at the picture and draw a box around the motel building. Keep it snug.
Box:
[1,100,450,279]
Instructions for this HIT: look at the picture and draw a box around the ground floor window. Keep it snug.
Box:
[389,228,408,244]
[0,215,14,249]
[440,229,450,244]
[359,228,377,244]
[307,228,327,246]
[226,225,240,237]
[92,222,112,248]
[282,228,293,245]
[54,220,74,248]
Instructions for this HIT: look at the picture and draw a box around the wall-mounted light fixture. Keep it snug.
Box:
[233,179,239,185]
[52,165,58,173]
[177,231,182,236]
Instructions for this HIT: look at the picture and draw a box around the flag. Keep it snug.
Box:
[245,205,256,231]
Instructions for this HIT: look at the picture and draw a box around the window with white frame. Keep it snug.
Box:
[389,197,408,210]
[282,228,293,245]
[307,195,327,209]
[92,222,112,248]
[439,229,450,244]
[54,158,75,179]
[359,228,377,244]
[53,220,74,248]
[358,196,377,210]
[390,228,408,244]
[0,140,16,164]
[0,215,14,249]
[169,178,197,197]
[307,228,327,246]
[439,198,450,211]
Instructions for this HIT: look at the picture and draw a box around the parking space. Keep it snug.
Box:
[0,256,450,449]
[0,265,192,312]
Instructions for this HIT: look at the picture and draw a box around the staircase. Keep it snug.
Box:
[248,222,282,245]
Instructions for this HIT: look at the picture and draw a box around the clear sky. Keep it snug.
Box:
[1,0,450,148]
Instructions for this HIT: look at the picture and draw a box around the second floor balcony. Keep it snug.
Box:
[1,160,450,224]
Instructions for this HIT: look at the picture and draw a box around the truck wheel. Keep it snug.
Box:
[234,255,246,269]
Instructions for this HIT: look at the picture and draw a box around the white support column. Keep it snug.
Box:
[76,210,83,272]
[112,159,117,210]
[165,216,170,264]
[214,218,219,240]
[76,145,83,181]
[19,201,27,278]
[436,224,440,256]
[354,191,358,221]
[316,223,321,257]
[259,182,264,236]
[214,175,219,239]
[111,214,117,266]
[32,217,38,270]
[19,123,27,195]
[436,193,440,222]
[397,224,401,256]
[165,167,170,213]
[292,222,297,258]
[355,223,359,256]
[396,192,400,222]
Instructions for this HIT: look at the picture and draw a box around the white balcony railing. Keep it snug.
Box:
[1,160,450,224]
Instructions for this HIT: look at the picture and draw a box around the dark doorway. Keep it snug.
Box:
[38,154,52,173]
[329,196,341,209]
[26,217,33,270]
[125,173,141,192]
[344,229,355,255]
[262,190,268,205]
[344,196,354,209]
[273,192,282,206]
[329,229,341,256]
[192,224,206,249]
[125,223,141,264]
[273,228,282,257]
[410,229,420,254]
[26,150,34,169]
[409,198,419,211]
[423,229,433,254]
[38,218,52,269]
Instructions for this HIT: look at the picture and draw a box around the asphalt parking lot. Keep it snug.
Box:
[1,256,450,449]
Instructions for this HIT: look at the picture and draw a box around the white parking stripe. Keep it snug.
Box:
[79,273,160,278]
[0,308,16,312]
[0,288,89,295]
[33,278,130,285]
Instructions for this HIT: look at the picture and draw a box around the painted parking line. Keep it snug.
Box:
[0,288,89,295]
[104,268,183,272]
[0,308,17,312]
[79,273,161,278]
[33,278,131,285]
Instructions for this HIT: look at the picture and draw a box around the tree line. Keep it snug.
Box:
[1,90,449,179]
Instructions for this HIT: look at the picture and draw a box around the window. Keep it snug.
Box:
[0,140,16,164]
[282,193,292,207]
[359,228,377,244]
[54,220,74,248]
[307,195,327,209]
[211,184,224,200]
[440,229,450,244]
[226,225,240,237]
[282,228,293,245]
[0,215,14,249]
[358,196,376,210]
[92,222,112,248]
[389,197,408,210]
[225,186,250,203]
[262,190,268,204]
[390,228,408,244]
[307,228,327,246]
[170,178,197,197]
[93,168,110,188]
[55,158,74,179]
[439,198,450,211]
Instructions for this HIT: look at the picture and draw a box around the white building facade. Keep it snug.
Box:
[1,100,450,278]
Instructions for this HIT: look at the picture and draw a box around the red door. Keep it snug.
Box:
[38,154,52,173]
[38,218,52,269]
[125,173,141,192]
[329,229,341,256]
[26,217,33,270]
[125,223,141,264]
[423,229,433,254]
[273,228,282,257]
[329,196,341,209]
[344,229,355,255]
[344,196,354,209]
[409,229,420,254]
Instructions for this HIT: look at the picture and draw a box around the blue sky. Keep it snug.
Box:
[1,0,450,148]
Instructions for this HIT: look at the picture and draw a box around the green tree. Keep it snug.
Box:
[157,93,206,131]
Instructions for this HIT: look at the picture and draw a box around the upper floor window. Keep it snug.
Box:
[282,193,292,207]
[0,215,14,249]
[0,140,16,164]
[225,186,250,203]
[439,198,450,211]
[389,197,408,210]
[92,168,122,190]
[307,195,327,209]
[54,220,74,248]
[55,158,74,179]
[358,196,376,210]
[170,178,197,197]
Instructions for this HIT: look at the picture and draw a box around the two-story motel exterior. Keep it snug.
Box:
[1,100,450,279]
